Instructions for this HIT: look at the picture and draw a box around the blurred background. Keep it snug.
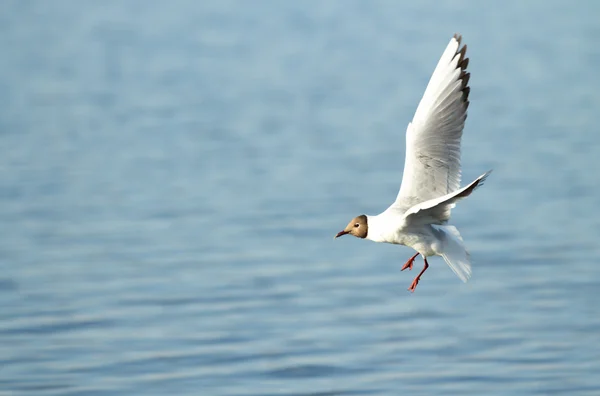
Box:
[1,0,599,395]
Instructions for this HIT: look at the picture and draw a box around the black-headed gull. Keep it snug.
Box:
[335,34,491,292]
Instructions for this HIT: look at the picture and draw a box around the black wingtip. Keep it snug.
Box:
[462,86,471,103]
[461,72,471,89]
[453,35,470,106]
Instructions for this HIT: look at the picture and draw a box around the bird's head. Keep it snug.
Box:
[334,214,368,239]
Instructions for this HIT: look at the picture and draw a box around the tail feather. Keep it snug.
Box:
[436,225,472,282]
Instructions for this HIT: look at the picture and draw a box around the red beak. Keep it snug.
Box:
[335,230,349,239]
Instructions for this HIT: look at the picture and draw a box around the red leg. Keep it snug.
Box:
[408,257,429,293]
[401,252,420,271]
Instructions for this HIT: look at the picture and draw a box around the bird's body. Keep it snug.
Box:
[335,34,491,292]
[366,214,441,257]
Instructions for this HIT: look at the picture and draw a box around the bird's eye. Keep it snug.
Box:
[354,223,359,227]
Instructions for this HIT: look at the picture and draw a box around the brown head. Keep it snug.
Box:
[334,214,368,239]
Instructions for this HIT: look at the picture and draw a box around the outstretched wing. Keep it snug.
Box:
[391,34,471,213]
[402,171,491,226]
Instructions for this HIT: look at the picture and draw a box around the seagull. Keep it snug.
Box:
[335,34,491,292]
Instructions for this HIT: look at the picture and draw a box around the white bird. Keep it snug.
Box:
[335,34,491,292]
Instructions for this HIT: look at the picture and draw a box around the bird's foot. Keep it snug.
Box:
[407,258,429,293]
[401,253,419,271]
[407,276,421,293]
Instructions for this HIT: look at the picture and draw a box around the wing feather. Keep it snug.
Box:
[391,34,471,218]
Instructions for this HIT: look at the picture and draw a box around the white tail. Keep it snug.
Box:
[435,225,472,282]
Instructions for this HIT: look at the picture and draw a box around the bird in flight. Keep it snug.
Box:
[335,34,491,292]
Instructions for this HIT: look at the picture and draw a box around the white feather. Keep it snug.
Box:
[339,35,491,290]
[393,35,469,214]
[434,224,472,282]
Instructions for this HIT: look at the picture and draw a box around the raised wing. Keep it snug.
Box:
[392,34,471,212]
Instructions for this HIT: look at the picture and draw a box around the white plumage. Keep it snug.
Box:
[335,34,491,292]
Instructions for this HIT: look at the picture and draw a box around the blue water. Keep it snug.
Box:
[1,1,600,395]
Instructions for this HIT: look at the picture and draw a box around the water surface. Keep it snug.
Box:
[1,1,600,395]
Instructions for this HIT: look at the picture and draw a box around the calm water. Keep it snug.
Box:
[1,1,600,395]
